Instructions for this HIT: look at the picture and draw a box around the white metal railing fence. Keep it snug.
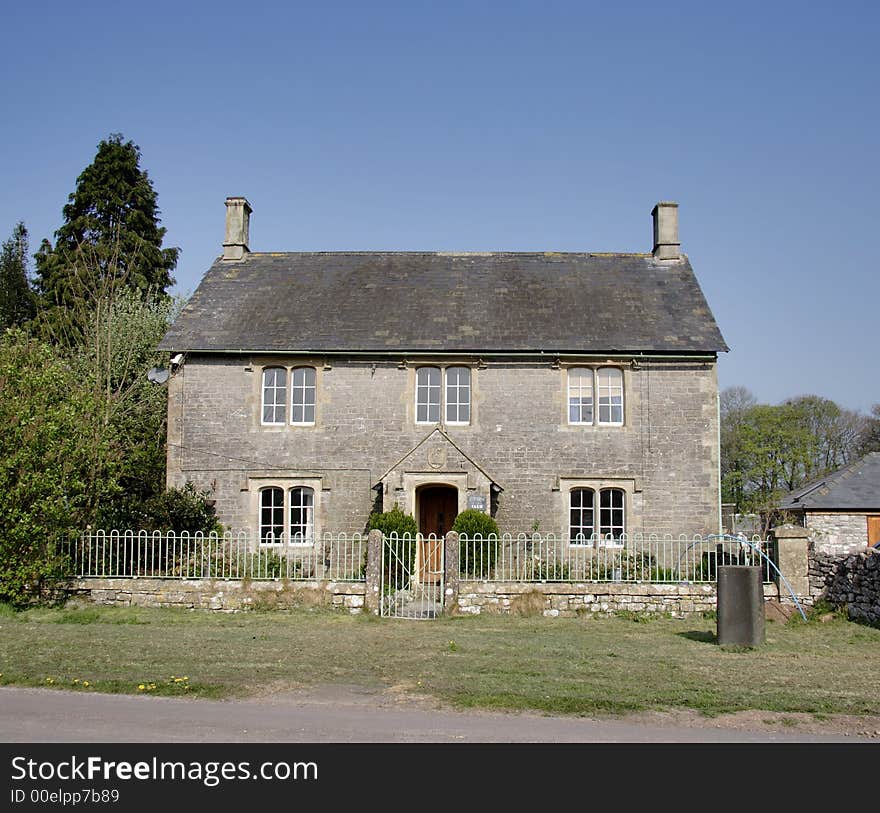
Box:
[65,530,366,582]
[457,533,776,584]
[64,530,775,586]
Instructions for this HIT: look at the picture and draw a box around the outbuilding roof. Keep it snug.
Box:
[779,452,880,512]
[159,251,727,355]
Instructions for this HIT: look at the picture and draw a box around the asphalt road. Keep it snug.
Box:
[0,686,870,743]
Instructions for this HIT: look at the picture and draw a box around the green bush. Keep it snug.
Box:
[367,507,418,590]
[453,509,499,577]
[135,483,222,534]
[366,506,418,537]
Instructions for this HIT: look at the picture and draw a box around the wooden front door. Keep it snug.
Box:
[418,486,457,582]
[868,516,880,549]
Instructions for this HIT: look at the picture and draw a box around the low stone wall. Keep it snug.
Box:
[455,581,780,618]
[811,550,880,625]
[65,578,366,614]
[809,553,847,600]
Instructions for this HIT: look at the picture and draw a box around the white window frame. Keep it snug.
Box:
[415,365,472,426]
[288,486,315,545]
[567,367,594,425]
[259,486,285,543]
[261,367,287,425]
[415,366,442,424]
[599,487,625,541]
[597,367,624,426]
[569,487,595,544]
[290,366,317,426]
[445,366,471,426]
[567,486,627,547]
[567,366,624,427]
[252,476,323,547]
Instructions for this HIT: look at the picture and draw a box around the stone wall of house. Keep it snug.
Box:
[65,578,366,614]
[167,355,720,538]
[454,581,780,618]
[808,513,870,554]
[809,550,880,625]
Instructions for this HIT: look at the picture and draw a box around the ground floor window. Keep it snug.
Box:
[570,487,625,544]
[259,486,314,544]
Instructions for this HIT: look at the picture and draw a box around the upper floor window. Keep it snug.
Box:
[261,368,287,425]
[569,487,625,544]
[568,367,623,426]
[416,366,472,425]
[261,365,316,426]
[568,368,594,424]
[445,366,471,424]
[291,367,316,425]
[597,368,623,425]
[415,366,442,424]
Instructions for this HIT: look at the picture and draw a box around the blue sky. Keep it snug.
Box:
[2,1,877,413]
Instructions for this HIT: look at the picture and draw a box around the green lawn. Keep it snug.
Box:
[1,602,878,718]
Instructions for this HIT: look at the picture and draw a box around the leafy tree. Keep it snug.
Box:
[859,404,880,455]
[34,133,178,332]
[784,395,863,477]
[719,387,757,508]
[0,332,116,604]
[721,389,871,529]
[0,222,36,330]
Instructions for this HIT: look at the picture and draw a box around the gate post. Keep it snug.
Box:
[365,529,382,615]
[772,524,811,601]
[444,531,460,614]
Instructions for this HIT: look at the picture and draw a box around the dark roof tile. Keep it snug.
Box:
[159,251,728,354]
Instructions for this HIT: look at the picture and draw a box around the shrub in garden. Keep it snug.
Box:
[452,509,499,577]
[366,507,418,589]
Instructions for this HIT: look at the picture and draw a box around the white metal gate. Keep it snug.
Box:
[380,533,445,619]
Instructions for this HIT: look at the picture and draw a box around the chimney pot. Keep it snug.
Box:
[652,201,680,260]
[223,196,252,260]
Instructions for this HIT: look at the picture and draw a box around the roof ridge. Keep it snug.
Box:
[244,250,657,258]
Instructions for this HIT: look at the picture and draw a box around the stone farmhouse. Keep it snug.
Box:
[158,198,728,545]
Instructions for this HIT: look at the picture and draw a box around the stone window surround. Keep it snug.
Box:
[565,365,625,427]
[414,365,473,427]
[558,477,638,546]
[249,476,323,545]
[254,357,328,432]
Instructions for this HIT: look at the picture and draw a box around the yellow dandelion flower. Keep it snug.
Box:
[83,681,90,687]
[138,684,145,690]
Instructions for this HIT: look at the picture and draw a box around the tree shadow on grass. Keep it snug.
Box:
[677,630,717,644]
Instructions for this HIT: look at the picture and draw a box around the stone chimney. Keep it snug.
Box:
[223,196,252,260]
[651,201,680,260]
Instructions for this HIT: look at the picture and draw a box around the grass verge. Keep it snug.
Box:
[1,604,879,718]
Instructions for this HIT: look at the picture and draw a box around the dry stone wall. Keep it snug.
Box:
[810,550,880,625]
[65,578,366,614]
[455,581,779,618]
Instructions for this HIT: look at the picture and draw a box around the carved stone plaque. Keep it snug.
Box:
[427,446,447,469]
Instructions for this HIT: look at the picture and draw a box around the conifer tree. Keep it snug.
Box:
[0,222,36,330]
[34,133,179,317]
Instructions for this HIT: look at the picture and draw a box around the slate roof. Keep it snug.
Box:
[159,251,728,354]
[779,453,880,511]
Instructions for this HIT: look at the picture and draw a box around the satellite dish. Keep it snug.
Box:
[147,367,170,384]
